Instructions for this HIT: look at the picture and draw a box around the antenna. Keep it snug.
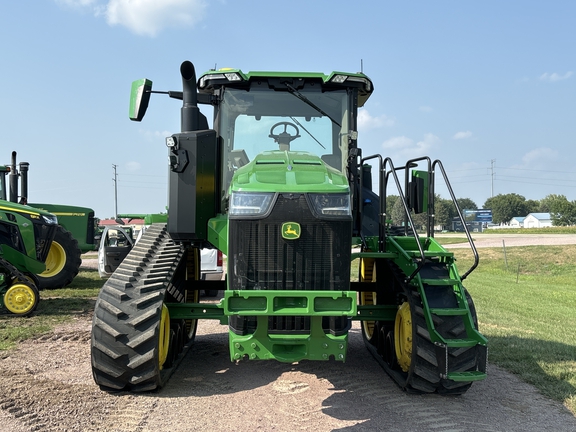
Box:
[361,59,363,74]
[112,164,118,217]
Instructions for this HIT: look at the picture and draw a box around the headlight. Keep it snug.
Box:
[308,193,351,218]
[41,214,58,225]
[229,192,275,218]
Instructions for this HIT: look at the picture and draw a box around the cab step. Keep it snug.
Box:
[429,307,468,316]
[447,371,487,382]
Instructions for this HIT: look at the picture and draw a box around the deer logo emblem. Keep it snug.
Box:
[281,222,301,240]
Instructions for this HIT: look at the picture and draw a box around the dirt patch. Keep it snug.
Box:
[1,314,575,432]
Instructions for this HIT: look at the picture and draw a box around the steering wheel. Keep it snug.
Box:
[269,122,301,150]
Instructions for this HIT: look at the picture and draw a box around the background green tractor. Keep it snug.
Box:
[2,152,98,290]
[91,60,486,395]
[0,198,58,315]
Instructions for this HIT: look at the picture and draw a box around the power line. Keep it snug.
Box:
[499,166,576,174]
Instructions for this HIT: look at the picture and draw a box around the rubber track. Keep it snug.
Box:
[365,262,479,395]
[91,223,189,392]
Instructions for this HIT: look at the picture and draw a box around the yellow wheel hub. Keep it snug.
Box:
[158,304,170,370]
[395,302,413,372]
[4,283,37,315]
[40,241,66,278]
[359,258,377,341]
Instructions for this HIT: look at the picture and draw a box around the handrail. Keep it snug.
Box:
[360,154,426,283]
[432,160,479,280]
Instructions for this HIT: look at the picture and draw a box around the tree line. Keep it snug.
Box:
[386,193,576,228]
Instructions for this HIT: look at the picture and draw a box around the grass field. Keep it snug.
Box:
[1,245,575,414]
[453,244,576,414]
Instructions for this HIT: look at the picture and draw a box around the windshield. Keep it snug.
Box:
[219,87,350,200]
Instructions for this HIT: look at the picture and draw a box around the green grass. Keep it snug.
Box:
[434,236,472,245]
[453,245,576,413]
[0,269,101,351]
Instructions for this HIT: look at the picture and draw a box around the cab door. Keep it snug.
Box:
[98,226,134,278]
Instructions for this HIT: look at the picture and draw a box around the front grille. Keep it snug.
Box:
[228,194,351,335]
[229,194,351,291]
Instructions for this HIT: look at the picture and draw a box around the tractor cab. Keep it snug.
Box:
[196,68,374,213]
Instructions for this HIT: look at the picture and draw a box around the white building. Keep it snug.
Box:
[523,213,552,228]
[509,217,525,228]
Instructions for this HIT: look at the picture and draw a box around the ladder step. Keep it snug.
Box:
[429,307,468,316]
[445,338,478,348]
[447,371,487,382]
[406,251,453,258]
[421,278,459,286]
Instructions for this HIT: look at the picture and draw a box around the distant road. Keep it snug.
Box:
[439,233,576,248]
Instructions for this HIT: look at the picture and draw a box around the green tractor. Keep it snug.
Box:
[3,152,98,289]
[91,61,487,394]
[0,170,58,315]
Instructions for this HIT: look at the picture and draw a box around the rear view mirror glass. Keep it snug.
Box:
[129,79,153,121]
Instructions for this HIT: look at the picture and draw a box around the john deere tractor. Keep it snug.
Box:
[91,61,487,394]
[2,152,98,290]
[0,170,58,315]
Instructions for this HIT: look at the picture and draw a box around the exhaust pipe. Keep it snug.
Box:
[180,61,207,133]
[9,151,18,203]
[19,161,30,202]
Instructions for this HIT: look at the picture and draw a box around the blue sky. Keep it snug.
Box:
[1,1,574,218]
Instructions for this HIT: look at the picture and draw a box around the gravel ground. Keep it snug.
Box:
[1,235,575,431]
[441,232,576,248]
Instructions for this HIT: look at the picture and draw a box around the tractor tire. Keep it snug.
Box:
[397,286,480,395]
[3,281,40,316]
[363,261,481,395]
[36,225,82,290]
[91,224,199,392]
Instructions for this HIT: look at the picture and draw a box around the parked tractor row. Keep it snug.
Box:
[0,152,98,315]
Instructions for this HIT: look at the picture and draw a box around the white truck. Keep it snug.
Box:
[97,225,223,296]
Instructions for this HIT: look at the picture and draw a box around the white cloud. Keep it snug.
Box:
[106,0,207,36]
[453,130,472,140]
[382,136,413,150]
[126,161,141,172]
[539,72,573,82]
[520,147,558,167]
[140,129,174,142]
[55,0,207,36]
[357,109,395,129]
[382,133,439,160]
[419,106,432,112]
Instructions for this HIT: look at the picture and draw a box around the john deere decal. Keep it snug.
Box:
[282,222,301,240]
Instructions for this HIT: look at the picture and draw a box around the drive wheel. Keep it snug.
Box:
[4,282,39,316]
[394,302,412,372]
[392,287,480,394]
[359,258,377,345]
[37,225,82,290]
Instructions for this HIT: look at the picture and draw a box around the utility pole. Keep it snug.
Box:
[490,159,496,197]
[112,164,118,217]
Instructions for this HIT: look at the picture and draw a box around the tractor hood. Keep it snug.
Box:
[230,151,349,194]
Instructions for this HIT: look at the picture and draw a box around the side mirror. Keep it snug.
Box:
[129,79,153,121]
[409,170,429,214]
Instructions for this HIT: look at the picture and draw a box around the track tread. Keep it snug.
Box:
[90,223,190,392]
[364,261,481,395]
